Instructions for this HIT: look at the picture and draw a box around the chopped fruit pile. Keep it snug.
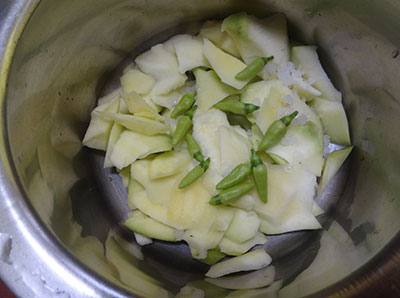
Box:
[82,12,352,280]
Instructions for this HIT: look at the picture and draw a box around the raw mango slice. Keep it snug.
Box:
[178,207,234,259]
[131,159,180,204]
[124,210,177,242]
[254,164,322,234]
[312,97,351,145]
[291,46,342,102]
[318,146,353,195]
[170,34,208,73]
[202,38,249,90]
[135,43,187,95]
[134,233,153,246]
[104,122,124,168]
[98,112,168,136]
[192,109,230,191]
[193,68,237,111]
[110,131,171,169]
[268,121,324,176]
[228,194,256,211]
[167,179,218,232]
[120,68,156,94]
[219,125,252,177]
[205,265,275,290]
[205,249,272,278]
[219,232,268,256]
[148,150,192,180]
[82,91,120,150]
[224,209,260,243]
[222,13,289,66]
[121,91,159,119]
[199,248,227,265]
[200,20,240,57]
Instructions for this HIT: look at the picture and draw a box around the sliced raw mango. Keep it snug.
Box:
[121,91,159,119]
[253,164,321,234]
[222,13,289,66]
[167,179,219,232]
[219,125,251,177]
[97,88,122,106]
[199,248,227,265]
[110,131,171,169]
[170,34,208,73]
[120,68,156,94]
[134,233,153,246]
[205,265,275,290]
[318,146,353,195]
[205,249,271,278]
[124,210,177,241]
[200,20,240,57]
[179,207,234,259]
[241,80,287,123]
[98,112,168,136]
[312,97,351,145]
[219,232,268,256]
[193,68,237,111]
[148,150,192,180]
[118,166,130,188]
[202,38,249,90]
[268,121,324,176]
[291,46,341,102]
[131,159,181,204]
[128,181,174,228]
[148,82,195,110]
[224,209,260,243]
[192,109,230,192]
[135,43,186,95]
[228,194,256,211]
[82,92,120,150]
[104,122,124,168]
[292,75,322,100]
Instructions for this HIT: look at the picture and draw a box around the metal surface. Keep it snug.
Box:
[0,0,400,297]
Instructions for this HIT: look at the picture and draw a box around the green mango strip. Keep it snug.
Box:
[171,105,198,146]
[179,158,210,189]
[216,162,252,190]
[209,182,255,205]
[251,149,268,203]
[186,133,204,163]
[214,101,259,115]
[258,111,298,151]
[235,56,274,81]
[170,91,195,119]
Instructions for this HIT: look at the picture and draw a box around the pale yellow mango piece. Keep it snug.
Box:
[131,159,182,205]
[199,20,240,57]
[98,112,168,136]
[219,232,268,256]
[194,68,237,111]
[110,131,171,169]
[312,97,351,145]
[224,209,260,243]
[120,68,155,94]
[121,91,159,119]
[148,150,192,180]
[202,38,249,90]
[254,164,322,234]
[82,92,120,150]
[124,210,177,242]
[291,46,342,102]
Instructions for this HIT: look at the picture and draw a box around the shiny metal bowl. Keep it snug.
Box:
[1,0,400,297]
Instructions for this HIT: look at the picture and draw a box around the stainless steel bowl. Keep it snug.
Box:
[1,0,400,297]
